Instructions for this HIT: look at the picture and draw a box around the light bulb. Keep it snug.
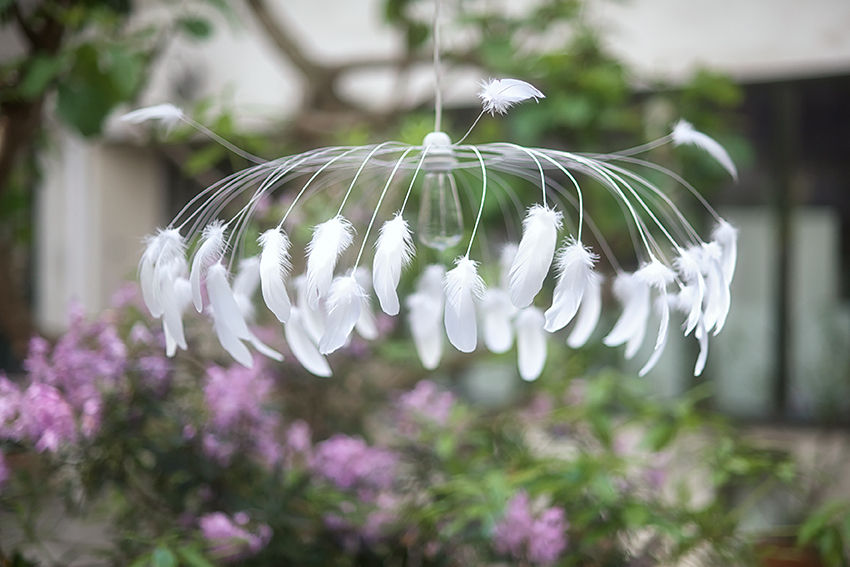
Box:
[418,170,463,251]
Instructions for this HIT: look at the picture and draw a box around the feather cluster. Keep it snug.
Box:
[135,95,740,382]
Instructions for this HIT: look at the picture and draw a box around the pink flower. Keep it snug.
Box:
[199,512,271,562]
[311,435,397,496]
[396,380,454,436]
[492,491,568,565]
[18,382,77,452]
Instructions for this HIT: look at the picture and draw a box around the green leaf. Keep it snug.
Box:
[177,546,215,567]
[178,17,213,40]
[17,55,64,99]
[151,546,177,567]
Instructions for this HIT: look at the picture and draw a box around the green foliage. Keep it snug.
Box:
[799,501,850,567]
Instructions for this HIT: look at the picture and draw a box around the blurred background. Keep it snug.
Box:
[1,0,850,565]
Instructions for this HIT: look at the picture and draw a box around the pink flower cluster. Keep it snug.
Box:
[199,511,272,562]
[201,359,284,467]
[492,491,568,565]
[311,434,397,496]
[396,380,454,434]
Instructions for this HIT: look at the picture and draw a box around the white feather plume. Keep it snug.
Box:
[509,205,562,308]
[354,267,378,340]
[481,289,516,353]
[699,242,730,334]
[603,272,651,359]
[233,257,260,320]
[319,275,365,354]
[639,296,671,377]
[258,228,292,323]
[190,221,226,312]
[121,103,184,131]
[407,265,446,369]
[206,263,283,366]
[567,271,603,348]
[694,321,709,377]
[478,78,545,116]
[672,119,738,180]
[284,307,332,377]
[443,256,485,353]
[140,229,185,318]
[516,307,547,381]
[294,275,326,344]
[159,258,189,354]
[372,213,414,315]
[544,239,597,332]
[712,219,738,286]
[673,247,706,336]
[305,215,353,309]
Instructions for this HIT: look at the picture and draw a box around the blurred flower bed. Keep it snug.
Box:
[0,286,801,566]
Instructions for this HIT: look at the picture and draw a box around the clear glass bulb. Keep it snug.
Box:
[418,170,463,251]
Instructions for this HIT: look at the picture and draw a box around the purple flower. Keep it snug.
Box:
[136,355,171,393]
[282,420,312,466]
[311,435,397,495]
[204,361,273,433]
[201,360,284,467]
[492,491,568,565]
[396,380,454,436]
[199,512,271,562]
[0,374,21,439]
[18,382,77,452]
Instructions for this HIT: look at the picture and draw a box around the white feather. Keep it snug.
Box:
[672,119,738,180]
[516,307,547,381]
[544,240,597,332]
[407,293,444,370]
[319,275,364,354]
[206,264,282,365]
[190,222,226,312]
[567,271,603,348]
[159,258,189,353]
[372,213,414,316]
[233,257,260,320]
[305,215,354,309]
[639,296,671,377]
[407,265,446,369]
[699,243,729,333]
[353,267,378,340]
[294,275,326,344]
[694,321,709,377]
[509,205,562,308]
[603,272,651,359]
[121,103,184,130]
[141,229,185,318]
[444,256,485,353]
[712,219,738,286]
[674,247,706,336]
[285,307,332,377]
[478,78,545,116]
[481,289,516,353]
[258,228,292,323]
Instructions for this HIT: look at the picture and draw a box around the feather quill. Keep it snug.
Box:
[319,275,364,354]
[444,256,485,353]
[372,213,414,316]
[478,78,545,115]
[190,221,226,312]
[258,228,292,323]
[516,307,547,381]
[305,215,354,309]
[672,119,738,180]
[284,307,332,377]
[509,205,562,308]
[544,239,597,332]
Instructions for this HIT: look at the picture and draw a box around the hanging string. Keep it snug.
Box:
[433,0,443,132]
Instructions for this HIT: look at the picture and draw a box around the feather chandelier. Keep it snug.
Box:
[126,2,738,381]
